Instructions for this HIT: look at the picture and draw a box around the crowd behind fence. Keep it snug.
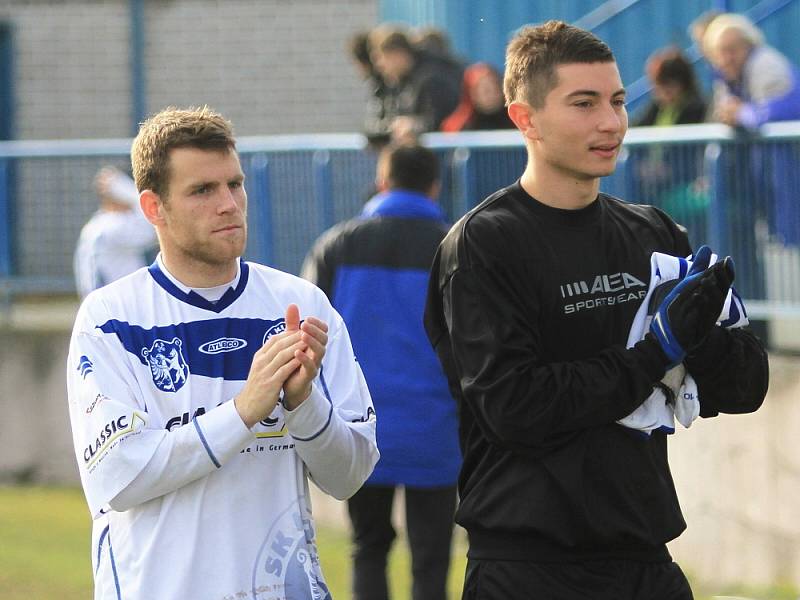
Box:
[0,124,799,318]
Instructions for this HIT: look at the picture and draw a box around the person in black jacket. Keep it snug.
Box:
[424,20,769,600]
[302,143,461,600]
[368,26,462,143]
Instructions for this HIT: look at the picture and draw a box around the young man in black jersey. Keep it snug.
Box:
[424,20,769,600]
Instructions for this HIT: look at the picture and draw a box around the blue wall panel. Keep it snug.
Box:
[379,0,799,115]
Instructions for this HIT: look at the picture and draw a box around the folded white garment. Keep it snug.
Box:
[618,251,748,435]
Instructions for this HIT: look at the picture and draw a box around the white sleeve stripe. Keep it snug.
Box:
[193,417,221,468]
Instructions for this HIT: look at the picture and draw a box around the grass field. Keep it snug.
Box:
[0,486,467,599]
[2,486,798,600]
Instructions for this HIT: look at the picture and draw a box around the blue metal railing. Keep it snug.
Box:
[1,124,799,318]
[622,0,800,109]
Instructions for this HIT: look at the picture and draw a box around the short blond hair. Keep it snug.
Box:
[703,13,764,56]
[131,106,236,199]
[504,20,614,108]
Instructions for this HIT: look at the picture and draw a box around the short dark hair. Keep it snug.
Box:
[648,47,701,97]
[504,20,615,108]
[131,106,236,199]
[379,143,439,194]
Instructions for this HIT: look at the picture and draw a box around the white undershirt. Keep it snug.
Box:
[156,254,240,302]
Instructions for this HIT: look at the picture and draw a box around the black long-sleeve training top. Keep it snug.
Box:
[424,181,769,562]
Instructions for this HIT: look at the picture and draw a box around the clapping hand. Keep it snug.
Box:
[282,304,329,410]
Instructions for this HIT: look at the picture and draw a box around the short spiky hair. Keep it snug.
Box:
[131,106,236,199]
[504,20,615,108]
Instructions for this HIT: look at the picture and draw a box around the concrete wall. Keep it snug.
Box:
[0,0,378,139]
[1,301,799,588]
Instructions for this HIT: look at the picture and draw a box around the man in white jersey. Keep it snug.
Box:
[73,166,158,298]
[66,106,379,600]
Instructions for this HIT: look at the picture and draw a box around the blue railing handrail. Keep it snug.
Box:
[1,121,798,162]
[573,0,644,31]
[0,133,369,159]
[622,0,800,107]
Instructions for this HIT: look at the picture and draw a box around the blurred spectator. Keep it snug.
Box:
[302,143,460,600]
[369,25,461,143]
[704,13,800,129]
[348,30,392,148]
[441,62,515,132]
[688,10,722,60]
[411,26,454,57]
[704,13,800,289]
[73,166,157,299]
[632,48,709,229]
[633,48,707,127]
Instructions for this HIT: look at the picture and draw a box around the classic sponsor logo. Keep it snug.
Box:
[83,412,145,467]
[263,321,286,345]
[141,337,189,392]
[199,337,248,355]
[252,500,331,600]
[560,271,647,314]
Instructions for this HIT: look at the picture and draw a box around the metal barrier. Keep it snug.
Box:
[1,124,799,317]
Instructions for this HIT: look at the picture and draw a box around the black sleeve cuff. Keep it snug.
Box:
[633,334,671,382]
[685,326,730,374]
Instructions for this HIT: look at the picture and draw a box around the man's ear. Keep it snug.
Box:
[427,180,441,201]
[140,189,164,226]
[508,102,539,141]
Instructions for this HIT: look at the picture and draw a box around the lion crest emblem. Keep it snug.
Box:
[141,337,189,392]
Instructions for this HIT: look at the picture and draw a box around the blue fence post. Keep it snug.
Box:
[129,0,147,135]
[249,154,273,267]
[313,150,334,231]
[704,141,730,255]
[451,147,474,219]
[0,158,12,278]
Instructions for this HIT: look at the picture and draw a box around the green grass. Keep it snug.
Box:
[0,486,466,599]
[2,486,798,600]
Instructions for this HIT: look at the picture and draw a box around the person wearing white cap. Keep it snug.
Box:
[73,166,158,298]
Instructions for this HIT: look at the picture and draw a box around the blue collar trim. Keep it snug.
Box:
[148,259,249,313]
[360,190,446,222]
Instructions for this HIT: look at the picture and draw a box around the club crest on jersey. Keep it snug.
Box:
[141,337,189,392]
[263,320,287,344]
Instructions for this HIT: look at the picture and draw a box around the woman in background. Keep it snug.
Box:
[441,62,514,132]
[632,48,709,234]
[633,47,707,127]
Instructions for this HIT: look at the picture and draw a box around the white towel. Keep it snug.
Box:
[617,251,748,435]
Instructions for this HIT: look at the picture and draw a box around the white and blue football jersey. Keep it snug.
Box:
[66,258,378,600]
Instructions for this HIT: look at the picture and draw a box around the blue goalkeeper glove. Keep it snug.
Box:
[649,246,735,367]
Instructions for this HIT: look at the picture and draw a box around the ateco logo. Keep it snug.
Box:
[199,337,248,355]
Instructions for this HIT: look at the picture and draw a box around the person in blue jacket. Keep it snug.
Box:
[301,142,461,600]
